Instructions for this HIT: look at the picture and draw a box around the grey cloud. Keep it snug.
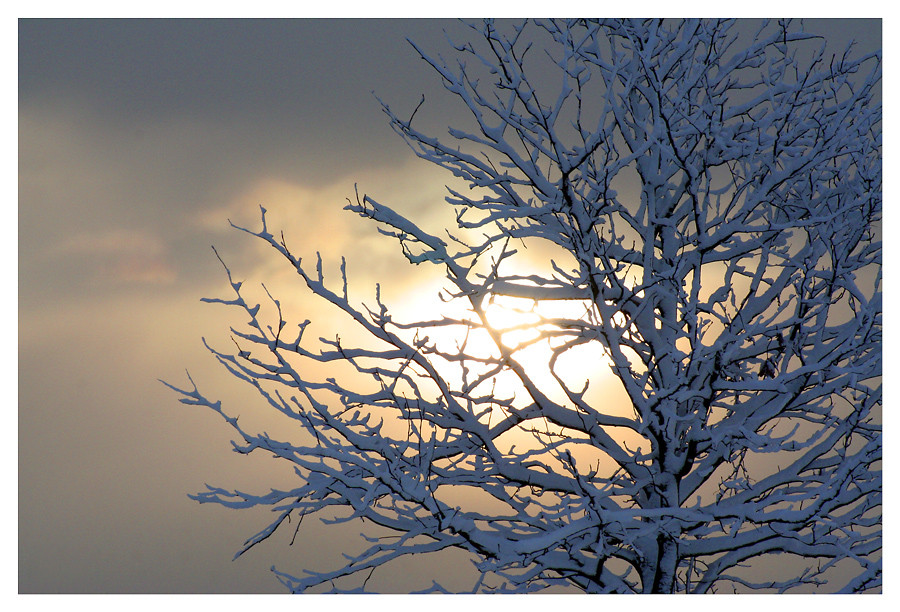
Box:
[19,19,481,310]
[20,20,446,121]
[18,18,469,183]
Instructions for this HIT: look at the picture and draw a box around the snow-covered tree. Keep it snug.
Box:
[165,19,881,593]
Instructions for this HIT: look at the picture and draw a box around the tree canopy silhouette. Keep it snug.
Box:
[166,19,881,593]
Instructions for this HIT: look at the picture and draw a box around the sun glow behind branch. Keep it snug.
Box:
[392,277,624,416]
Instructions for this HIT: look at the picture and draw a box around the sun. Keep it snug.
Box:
[391,278,617,412]
[381,274,643,474]
[482,294,616,402]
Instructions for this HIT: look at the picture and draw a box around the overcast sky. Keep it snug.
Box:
[18,17,882,595]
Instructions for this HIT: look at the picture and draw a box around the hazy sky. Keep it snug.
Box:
[18,17,882,595]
